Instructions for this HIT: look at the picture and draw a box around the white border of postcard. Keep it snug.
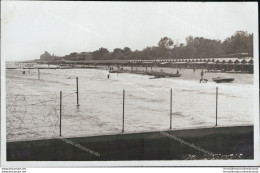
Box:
[1,1,259,167]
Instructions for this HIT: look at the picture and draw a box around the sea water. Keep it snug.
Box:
[6,67,254,141]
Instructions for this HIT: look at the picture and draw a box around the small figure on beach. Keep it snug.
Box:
[107,73,110,79]
[201,70,204,79]
[176,70,179,74]
[200,70,205,83]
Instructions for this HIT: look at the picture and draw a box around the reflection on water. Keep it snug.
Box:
[6,68,254,141]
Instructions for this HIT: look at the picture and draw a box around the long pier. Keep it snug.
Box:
[7,125,253,161]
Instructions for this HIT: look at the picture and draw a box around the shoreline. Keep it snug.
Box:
[6,65,254,85]
[85,65,254,85]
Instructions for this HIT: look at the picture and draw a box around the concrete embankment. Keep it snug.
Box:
[7,125,253,161]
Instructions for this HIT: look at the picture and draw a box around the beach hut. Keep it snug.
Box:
[225,60,234,71]
[221,60,227,71]
[248,59,254,73]
[241,59,253,73]
[215,59,221,70]
[240,59,248,72]
[207,62,215,70]
[234,59,242,71]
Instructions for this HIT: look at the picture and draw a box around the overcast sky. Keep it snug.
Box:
[1,1,258,61]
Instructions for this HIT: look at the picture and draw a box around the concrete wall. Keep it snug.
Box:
[7,125,253,161]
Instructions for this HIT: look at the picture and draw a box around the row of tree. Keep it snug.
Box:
[91,31,253,60]
[39,31,253,61]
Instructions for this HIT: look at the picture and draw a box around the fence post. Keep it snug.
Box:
[122,90,125,133]
[76,77,79,107]
[216,87,218,126]
[60,91,62,136]
[38,69,40,80]
[170,88,172,129]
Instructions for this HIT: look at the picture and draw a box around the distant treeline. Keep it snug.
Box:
[39,31,253,62]
[91,31,253,60]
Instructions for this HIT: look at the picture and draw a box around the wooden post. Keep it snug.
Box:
[76,77,79,107]
[170,88,172,129]
[38,69,40,80]
[60,91,62,136]
[122,90,125,133]
[216,87,218,126]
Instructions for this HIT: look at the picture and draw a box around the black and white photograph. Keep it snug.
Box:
[1,1,259,168]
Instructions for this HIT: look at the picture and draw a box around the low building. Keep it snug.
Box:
[128,57,254,74]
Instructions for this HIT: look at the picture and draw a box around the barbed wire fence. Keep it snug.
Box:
[6,93,60,141]
[6,69,244,142]
[6,87,221,141]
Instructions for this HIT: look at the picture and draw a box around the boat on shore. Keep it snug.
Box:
[206,70,223,73]
[212,77,234,83]
[168,73,181,77]
[109,70,123,73]
[226,71,250,74]
[146,71,181,78]
[110,69,181,78]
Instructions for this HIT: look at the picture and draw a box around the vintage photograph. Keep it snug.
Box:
[1,1,259,167]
